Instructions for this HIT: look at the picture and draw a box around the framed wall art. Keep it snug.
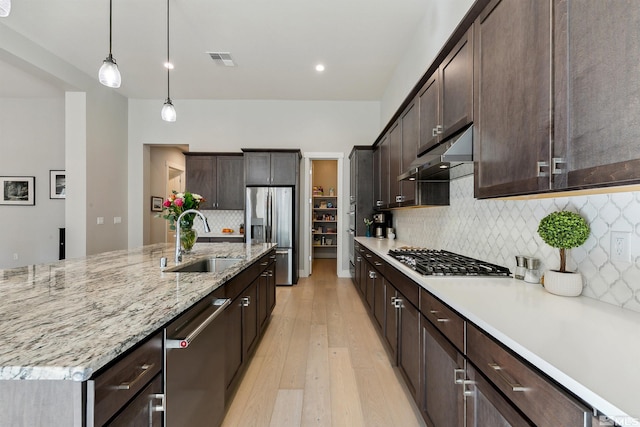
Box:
[151,196,164,212]
[50,170,66,199]
[1,176,35,206]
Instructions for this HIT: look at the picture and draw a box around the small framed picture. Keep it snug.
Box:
[50,170,66,199]
[151,196,164,212]
[1,176,35,206]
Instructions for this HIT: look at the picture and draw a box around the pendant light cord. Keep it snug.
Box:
[166,0,171,100]
[108,0,113,56]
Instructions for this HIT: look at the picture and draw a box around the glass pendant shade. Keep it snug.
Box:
[161,99,177,122]
[98,54,121,88]
[0,0,10,17]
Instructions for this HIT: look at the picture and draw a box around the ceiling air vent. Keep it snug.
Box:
[207,52,236,67]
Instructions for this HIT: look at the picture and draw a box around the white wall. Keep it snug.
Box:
[1,23,130,262]
[0,98,65,268]
[380,0,475,125]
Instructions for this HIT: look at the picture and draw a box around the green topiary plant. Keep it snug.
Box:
[537,211,590,273]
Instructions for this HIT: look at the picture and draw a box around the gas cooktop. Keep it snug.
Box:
[388,247,511,277]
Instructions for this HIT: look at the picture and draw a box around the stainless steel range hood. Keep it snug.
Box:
[398,125,473,182]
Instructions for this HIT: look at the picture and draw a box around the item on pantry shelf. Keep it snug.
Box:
[537,211,590,296]
[222,228,234,234]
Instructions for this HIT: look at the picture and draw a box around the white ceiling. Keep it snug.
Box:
[0,0,432,100]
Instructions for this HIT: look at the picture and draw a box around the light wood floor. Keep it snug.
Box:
[221,258,426,427]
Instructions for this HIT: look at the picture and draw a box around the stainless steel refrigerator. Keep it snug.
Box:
[246,187,295,285]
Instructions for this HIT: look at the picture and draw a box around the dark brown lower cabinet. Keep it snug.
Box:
[397,291,420,401]
[225,296,244,394]
[421,317,465,427]
[242,280,259,358]
[365,262,376,311]
[465,363,533,427]
[373,274,386,331]
[384,283,398,362]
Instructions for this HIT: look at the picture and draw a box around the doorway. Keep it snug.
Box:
[302,153,347,279]
[311,160,338,273]
[165,163,184,243]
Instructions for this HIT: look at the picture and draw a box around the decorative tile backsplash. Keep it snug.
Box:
[193,210,244,234]
[393,175,640,313]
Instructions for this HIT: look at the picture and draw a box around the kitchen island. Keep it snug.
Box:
[356,237,640,425]
[0,242,275,426]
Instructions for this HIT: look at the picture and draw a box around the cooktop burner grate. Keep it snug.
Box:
[388,248,511,277]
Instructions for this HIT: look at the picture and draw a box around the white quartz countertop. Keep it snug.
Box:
[356,237,640,424]
[0,242,274,382]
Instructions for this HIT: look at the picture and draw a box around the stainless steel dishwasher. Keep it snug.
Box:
[164,296,230,427]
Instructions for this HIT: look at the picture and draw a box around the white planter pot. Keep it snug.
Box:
[543,270,583,297]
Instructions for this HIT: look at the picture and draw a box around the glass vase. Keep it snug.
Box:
[180,226,197,253]
[365,225,372,237]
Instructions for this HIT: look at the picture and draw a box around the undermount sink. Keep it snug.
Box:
[165,257,244,273]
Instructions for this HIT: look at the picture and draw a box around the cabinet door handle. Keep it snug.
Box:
[242,296,251,307]
[390,296,396,305]
[150,393,166,413]
[116,363,155,390]
[453,368,465,385]
[488,363,526,392]
[369,271,377,279]
[537,161,549,177]
[356,257,361,262]
[463,380,475,397]
[429,309,449,323]
[552,157,566,175]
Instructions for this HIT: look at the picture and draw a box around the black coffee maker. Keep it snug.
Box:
[373,212,392,238]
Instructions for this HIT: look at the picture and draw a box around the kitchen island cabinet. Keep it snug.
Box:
[355,237,638,425]
[0,242,276,426]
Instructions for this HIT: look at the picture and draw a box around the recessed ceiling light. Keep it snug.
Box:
[315,64,325,72]
[164,62,174,70]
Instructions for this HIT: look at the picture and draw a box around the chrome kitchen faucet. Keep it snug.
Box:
[175,209,211,264]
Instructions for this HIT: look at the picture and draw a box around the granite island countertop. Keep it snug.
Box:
[356,237,640,424]
[0,242,274,382]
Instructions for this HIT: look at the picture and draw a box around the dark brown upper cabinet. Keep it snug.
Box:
[186,154,244,210]
[243,151,300,186]
[418,28,474,156]
[473,0,552,199]
[552,0,640,191]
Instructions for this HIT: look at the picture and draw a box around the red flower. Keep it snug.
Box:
[163,199,172,207]
[174,198,184,207]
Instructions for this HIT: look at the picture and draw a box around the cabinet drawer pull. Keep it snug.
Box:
[116,363,155,390]
[365,254,372,258]
[374,261,382,267]
[356,257,361,262]
[270,255,276,259]
[488,362,526,392]
[260,262,269,266]
[429,309,449,322]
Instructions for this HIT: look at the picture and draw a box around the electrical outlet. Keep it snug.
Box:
[611,231,631,262]
[13,253,18,260]
[97,217,104,225]
[114,216,122,224]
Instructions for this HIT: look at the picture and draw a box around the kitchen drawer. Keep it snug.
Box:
[385,264,419,307]
[467,324,591,427]
[420,288,465,353]
[92,331,163,426]
[361,247,385,275]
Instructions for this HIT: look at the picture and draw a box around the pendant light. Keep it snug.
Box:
[0,0,11,17]
[161,0,176,122]
[98,0,121,88]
